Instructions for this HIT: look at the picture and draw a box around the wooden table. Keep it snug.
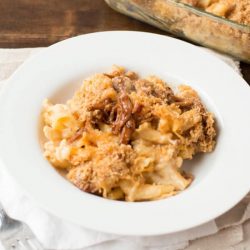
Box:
[1,0,249,84]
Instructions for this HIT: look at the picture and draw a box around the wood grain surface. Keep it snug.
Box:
[0,0,249,83]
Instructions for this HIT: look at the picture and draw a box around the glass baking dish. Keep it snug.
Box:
[105,0,250,63]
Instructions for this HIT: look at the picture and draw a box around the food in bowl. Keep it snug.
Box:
[42,66,216,201]
[105,0,250,62]
[181,0,250,25]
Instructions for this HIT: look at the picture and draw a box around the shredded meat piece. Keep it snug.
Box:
[134,79,176,104]
[174,96,206,113]
[200,112,216,151]
[152,85,176,104]
[104,105,117,124]
[120,119,136,144]
[132,102,143,114]
[112,93,133,134]
[68,127,85,143]
[87,98,117,124]
[112,76,136,93]
[111,77,140,143]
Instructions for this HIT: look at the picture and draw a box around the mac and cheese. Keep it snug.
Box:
[42,66,216,201]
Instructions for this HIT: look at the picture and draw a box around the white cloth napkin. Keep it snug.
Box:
[0,48,249,250]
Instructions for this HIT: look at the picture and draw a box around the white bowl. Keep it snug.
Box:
[0,31,250,236]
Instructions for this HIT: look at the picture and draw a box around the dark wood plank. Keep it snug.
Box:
[0,0,164,47]
[241,63,250,85]
[0,0,249,84]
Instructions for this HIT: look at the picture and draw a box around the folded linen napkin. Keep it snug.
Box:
[0,48,249,250]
